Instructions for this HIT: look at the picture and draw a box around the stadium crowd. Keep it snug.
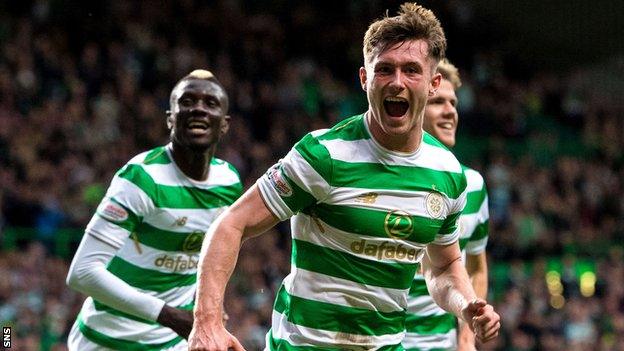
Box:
[0,1,623,350]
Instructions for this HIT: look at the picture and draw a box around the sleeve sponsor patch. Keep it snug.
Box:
[97,200,129,223]
[266,163,293,197]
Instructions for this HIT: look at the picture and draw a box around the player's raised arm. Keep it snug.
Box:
[189,184,278,351]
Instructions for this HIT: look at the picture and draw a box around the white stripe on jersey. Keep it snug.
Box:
[407,294,447,316]
[464,168,485,193]
[402,330,457,350]
[143,207,226,233]
[115,241,200,274]
[269,310,405,349]
[284,266,407,313]
[318,138,462,173]
[81,298,179,343]
[327,187,453,220]
[283,148,332,200]
[136,162,240,189]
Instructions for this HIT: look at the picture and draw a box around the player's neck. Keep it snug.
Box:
[171,143,216,181]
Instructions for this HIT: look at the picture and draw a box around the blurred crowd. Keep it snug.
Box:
[0,1,623,350]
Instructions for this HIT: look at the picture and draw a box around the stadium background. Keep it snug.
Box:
[0,0,622,350]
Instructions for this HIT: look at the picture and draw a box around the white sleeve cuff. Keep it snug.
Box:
[257,176,294,221]
[433,226,460,246]
[464,237,488,255]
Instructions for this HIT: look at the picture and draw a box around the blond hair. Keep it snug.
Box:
[437,59,461,89]
[169,69,225,107]
[363,2,446,64]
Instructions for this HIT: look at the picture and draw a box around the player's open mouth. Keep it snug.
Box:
[187,120,210,134]
[383,97,409,117]
[437,122,454,130]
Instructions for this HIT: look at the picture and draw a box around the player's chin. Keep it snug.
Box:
[181,137,218,152]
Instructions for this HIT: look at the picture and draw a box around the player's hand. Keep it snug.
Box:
[157,305,194,338]
[188,320,245,351]
[461,299,500,343]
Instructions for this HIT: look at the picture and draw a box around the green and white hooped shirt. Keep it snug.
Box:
[257,114,468,350]
[74,144,242,350]
[403,166,489,351]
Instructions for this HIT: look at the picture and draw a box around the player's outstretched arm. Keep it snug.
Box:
[422,242,500,344]
[189,184,279,351]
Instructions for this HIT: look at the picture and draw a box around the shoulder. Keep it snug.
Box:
[461,165,487,193]
[210,157,243,185]
[116,146,169,179]
[296,114,367,155]
[421,132,466,193]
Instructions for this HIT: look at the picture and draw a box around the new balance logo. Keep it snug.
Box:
[355,192,378,204]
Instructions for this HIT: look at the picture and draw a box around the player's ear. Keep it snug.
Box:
[429,73,441,96]
[166,111,174,129]
[220,115,230,136]
[359,66,368,92]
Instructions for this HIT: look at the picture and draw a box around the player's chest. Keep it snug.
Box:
[317,188,453,244]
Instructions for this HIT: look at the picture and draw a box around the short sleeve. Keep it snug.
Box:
[465,189,490,255]
[257,132,333,221]
[432,168,468,246]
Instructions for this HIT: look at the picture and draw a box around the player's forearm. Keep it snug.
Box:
[193,214,243,326]
[424,256,476,320]
[466,252,488,300]
[457,319,476,348]
[66,235,165,321]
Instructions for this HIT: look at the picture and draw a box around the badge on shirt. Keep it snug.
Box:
[97,199,129,223]
[267,164,293,197]
[425,192,446,219]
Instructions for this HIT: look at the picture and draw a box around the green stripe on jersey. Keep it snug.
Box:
[118,164,241,209]
[315,114,369,142]
[408,280,429,297]
[78,314,182,350]
[308,204,442,244]
[274,286,406,336]
[107,256,196,292]
[134,222,205,252]
[329,161,464,199]
[405,313,456,334]
[294,134,333,182]
[93,300,156,325]
[293,239,416,290]
[142,147,170,165]
[268,331,403,350]
[439,212,460,235]
[470,220,489,241]
[279,168,318,212]
[463,188,486,214]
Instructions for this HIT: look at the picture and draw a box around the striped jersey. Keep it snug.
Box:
[73,144,242,350]
[256,114,468,350]
[403,166,489,351]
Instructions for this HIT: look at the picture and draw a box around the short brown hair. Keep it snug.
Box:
[437,59,462,89]
[363,3,446,65]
